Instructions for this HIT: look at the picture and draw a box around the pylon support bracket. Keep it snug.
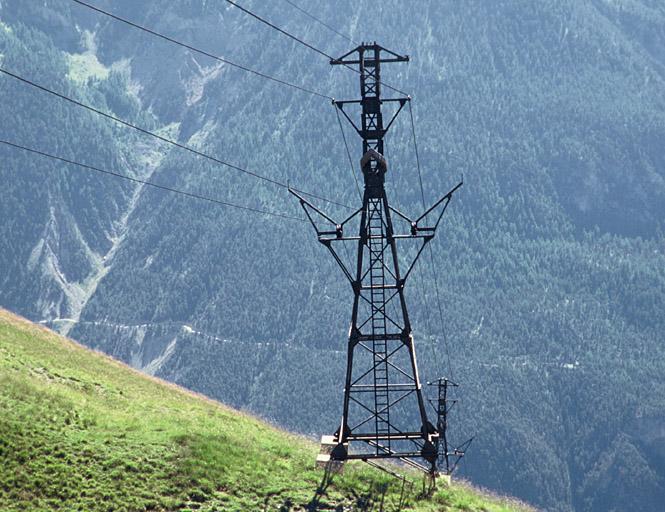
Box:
[334,98,408,139]
[290,181,463,291]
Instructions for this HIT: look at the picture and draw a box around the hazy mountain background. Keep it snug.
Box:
[1,1,665,510]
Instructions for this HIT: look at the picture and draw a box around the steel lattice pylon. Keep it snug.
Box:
[428,377,473,476]
[291,43,462,474]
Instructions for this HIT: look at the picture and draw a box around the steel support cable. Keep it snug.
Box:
[416,247,437,367]
[71,0,332,101]
[281,0,355,44]
[223,0,410,97]
[0,139,305,222]
[408,100,454,380]
[333,103,362,201]
[0,67,351,210]
[383,116,436,370]
[224,0,331,59]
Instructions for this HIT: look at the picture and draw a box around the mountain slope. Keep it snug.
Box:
[0,308,530,512]
[2,2,665,511]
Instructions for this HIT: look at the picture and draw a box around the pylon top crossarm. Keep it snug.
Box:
[331,44,410,158]
[427,377,460,387]
[333,98,408,141]
[330,43,409,66]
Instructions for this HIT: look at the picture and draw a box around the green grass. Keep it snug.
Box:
[0,309,532,511]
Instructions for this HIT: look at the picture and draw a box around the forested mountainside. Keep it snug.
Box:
[1,1,665,511]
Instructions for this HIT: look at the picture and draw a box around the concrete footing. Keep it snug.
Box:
[315,435,345,473]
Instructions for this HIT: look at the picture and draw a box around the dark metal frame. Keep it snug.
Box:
[291,42,462,474]
[427,378,473,475]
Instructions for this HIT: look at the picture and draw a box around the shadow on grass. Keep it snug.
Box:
[304,461,337,511]
[273,462,409,512]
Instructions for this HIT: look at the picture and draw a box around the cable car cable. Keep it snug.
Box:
[0,139,305,222]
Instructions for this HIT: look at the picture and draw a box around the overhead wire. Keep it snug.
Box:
[69,0,407,208]
[330,102,362,291]
[415,236,437,368]
[223,0,410,97]
[408,100,455,381]
[5,2,454,376]
[0,139,304,221]
[224,0,332,60]
[382,128,436,368]
[281,0,355,44]
[333,104,362,201]
[0,66,352,210]
[71,0,333,101]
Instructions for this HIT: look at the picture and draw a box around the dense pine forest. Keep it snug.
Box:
[1,1,665,510]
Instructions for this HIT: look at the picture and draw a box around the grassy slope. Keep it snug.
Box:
[0,309,532,512]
